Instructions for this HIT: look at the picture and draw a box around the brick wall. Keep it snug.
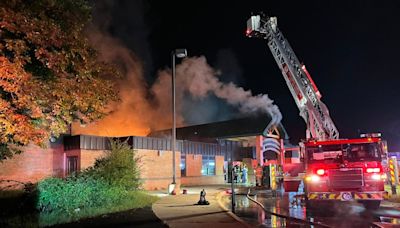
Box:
[181,175,225,186]
[80,149,107,170]
[0,143,64,184]
[185,154,202,176]
[137,149,181,190]
[52,144,65,177]
[0,139,228,191]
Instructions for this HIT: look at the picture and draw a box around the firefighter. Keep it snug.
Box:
[256,164,263,186]
[197,189,209,205]
[233,165,239,183]
[242,165,248,184]
[238,165,243,183]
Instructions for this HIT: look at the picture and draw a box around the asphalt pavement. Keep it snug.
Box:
[152,185,249,228]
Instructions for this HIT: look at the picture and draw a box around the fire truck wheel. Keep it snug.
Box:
[305,200,315,209]
[305,200,334,216]
[360,200,381,210]
[305,200,329,209]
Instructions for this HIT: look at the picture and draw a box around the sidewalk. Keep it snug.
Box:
[152,185,249,228]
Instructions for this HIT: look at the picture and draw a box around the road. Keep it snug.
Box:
[220,189,400,227]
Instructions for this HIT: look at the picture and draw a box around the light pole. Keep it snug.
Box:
[171,49,187,187]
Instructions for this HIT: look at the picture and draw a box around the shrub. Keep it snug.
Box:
[88,139,142,190]
[37,140,142,214]
[37,176,126,214]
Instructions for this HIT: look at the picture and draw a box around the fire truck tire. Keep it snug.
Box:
[360,200,381,210]
[305,200,334,216]
[305,200,317,209]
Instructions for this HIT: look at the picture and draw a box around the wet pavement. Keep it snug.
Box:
[220,189,400,227]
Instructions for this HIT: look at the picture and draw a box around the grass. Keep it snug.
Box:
[0,190,159,227]
[39,190,159,227]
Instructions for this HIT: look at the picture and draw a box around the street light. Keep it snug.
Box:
[171,48,187,187]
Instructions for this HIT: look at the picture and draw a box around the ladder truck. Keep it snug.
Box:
[247,13,387,209]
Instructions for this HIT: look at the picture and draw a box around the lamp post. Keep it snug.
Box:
[171,49,187,186]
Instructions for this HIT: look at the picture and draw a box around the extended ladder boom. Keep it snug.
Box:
[247,14,339,140]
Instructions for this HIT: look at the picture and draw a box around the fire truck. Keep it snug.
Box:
[246,13,387,209]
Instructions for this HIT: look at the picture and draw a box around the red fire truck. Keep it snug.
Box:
[246,13,387,209]
[303,136,387,209]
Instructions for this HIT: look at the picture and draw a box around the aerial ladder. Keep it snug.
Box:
[247,14,388,207]
[246,13,339,141]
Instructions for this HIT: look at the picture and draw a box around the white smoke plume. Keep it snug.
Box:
[153,56,282,128]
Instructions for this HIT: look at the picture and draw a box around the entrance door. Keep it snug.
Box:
[66,156,78,175]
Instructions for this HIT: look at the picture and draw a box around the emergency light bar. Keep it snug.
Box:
[360,133,382,138]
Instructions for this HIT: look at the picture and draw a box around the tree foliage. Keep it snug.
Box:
[0,0,118,159]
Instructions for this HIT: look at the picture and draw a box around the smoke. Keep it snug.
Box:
[72,28,156,136]
[72,45,281,136]
[91,0,153,80]
[72,1,281,137]
[153,56,282,129]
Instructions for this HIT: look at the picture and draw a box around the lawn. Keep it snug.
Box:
[39,190,159,226]
[0,190,158,227]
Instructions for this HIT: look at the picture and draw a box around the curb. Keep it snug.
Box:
[215,191,252,228]
[151,197,170,227]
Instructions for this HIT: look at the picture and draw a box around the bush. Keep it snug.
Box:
[37,140,142,215]
[88,139,142,190]
[37,176,125,214]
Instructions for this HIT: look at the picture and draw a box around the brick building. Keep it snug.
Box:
[0,116,291,191]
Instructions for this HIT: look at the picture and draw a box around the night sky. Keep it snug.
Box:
[93,0,400,151]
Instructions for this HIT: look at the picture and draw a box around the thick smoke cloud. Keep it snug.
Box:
[72,1,281,136]
[153,56,282,128]
[72,42,281,136]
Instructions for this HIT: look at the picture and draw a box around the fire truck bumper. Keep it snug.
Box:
[307,191,388,201]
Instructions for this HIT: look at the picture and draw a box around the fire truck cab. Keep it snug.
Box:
[303,136,388,209]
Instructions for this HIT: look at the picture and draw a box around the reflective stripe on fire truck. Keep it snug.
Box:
[308,193,340,200]
[354,193,383,200]
[308,192,385,200]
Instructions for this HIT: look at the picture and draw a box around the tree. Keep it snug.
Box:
[0,0,118,160]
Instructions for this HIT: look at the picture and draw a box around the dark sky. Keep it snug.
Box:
[95,0,400,151]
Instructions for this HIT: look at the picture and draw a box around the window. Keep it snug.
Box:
[66,156,78,175]
[180,155,186,176]
[201,156,215,176]
[306,143,381,163]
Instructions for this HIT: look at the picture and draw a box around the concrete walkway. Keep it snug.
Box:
[152,185,249,228]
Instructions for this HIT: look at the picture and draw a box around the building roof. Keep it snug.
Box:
[148,115,289,142]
